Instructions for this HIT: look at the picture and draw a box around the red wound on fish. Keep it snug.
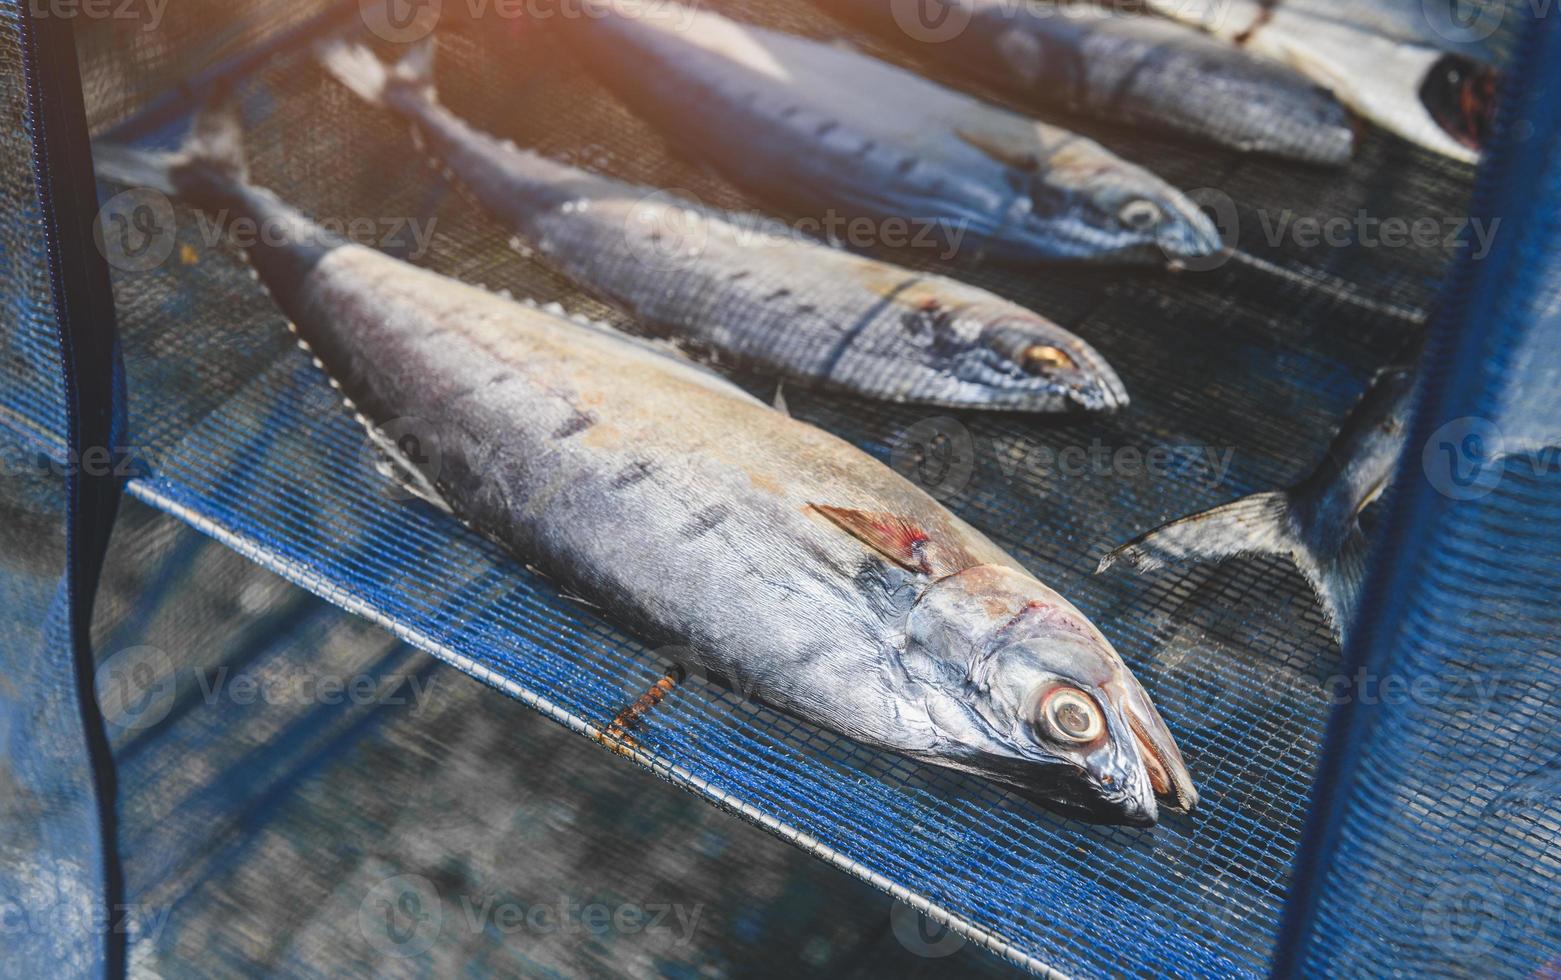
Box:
[809,504,974,578]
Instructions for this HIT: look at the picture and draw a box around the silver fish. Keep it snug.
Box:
[1266,0,1506,63]
[316,40,1127,413]
[558,0,1222,264]
[820,0,1354,165]
[1141,0,1496,161]
[1099,366,1416,640]
[97,100,1198,825]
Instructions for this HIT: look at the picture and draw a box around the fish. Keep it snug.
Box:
[555,0,1222,265]
[93,97,1198,826]
[1098,366,1416,640]
[315,40,1127,413]
[1139,0,1497,161]
[818,0,1355,165]
[1264,0,1506,63]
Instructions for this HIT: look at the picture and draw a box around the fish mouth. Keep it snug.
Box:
[1111,677,1192,817]
[1066,363,1129,414]
[1153,203,1225,263]
[1007,768,1159,827]
[1121,687,1199,815]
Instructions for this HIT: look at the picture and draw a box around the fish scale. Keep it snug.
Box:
[316,39,1128,413]
[557,0,1223,263]
[93,95,1198,825]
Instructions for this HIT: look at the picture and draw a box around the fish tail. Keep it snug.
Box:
[93,82,250,211]
[316,36,437,108]
[1098,488,1365,639]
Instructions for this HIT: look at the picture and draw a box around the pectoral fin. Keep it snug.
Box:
[810,505,977,578]
[954,124,1042,171]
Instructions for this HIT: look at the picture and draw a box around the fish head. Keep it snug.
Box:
[896,292,1128,412]
[1022,144,1224,263]
[905,563,1197,825]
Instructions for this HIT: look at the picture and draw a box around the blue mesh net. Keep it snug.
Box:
[0,5,108,977]
[2,0,1558,976]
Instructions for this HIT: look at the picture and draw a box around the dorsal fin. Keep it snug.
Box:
[810,505,977,578]
[954,123,1041,172]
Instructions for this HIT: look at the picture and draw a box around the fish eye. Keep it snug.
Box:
[1020,345,1076,374]
[1038,686,1105,744]
[1118,199,1163,231]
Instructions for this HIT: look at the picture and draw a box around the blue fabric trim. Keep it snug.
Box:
[1272,10,1561,975]
[20,10,131,978]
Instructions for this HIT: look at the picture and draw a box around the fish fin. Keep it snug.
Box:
[772,383,789,416]
[362,418,454,515]
[91,142,179,195]
[1097,491,1297,575]
[810,505,976,577]
[315,38,392,103]
[317,36,437,106]
[180,80,249,184]
[393,36,438,93]
[1099,490,1367,641]
[98,81,252,210]
[1302,525,1367,640]
[954,123,1041,172]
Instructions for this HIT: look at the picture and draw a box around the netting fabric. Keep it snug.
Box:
[0,0,1556,976]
